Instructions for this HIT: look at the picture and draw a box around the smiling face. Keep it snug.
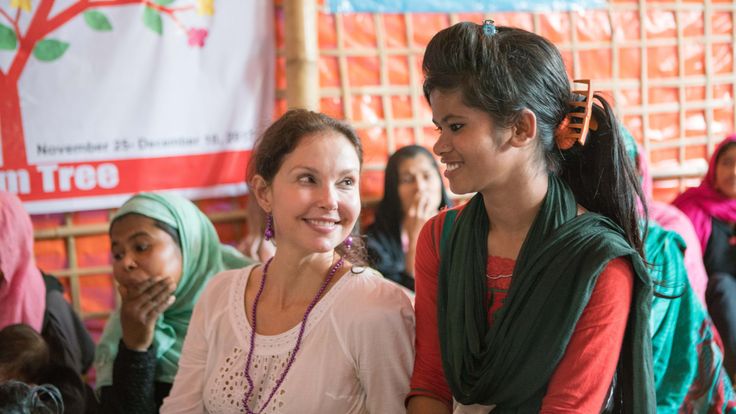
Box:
[397,154,443,215]
[254,131,361,256]
[714,144,736,199]
[430,89,517,195]
[110,214,183,288]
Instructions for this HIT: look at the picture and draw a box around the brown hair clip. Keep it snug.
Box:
[555,79,598,150]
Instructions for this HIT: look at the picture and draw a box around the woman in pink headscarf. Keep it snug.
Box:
[0,191,46,332]
[674,134,736,379]
[0,191,95,378]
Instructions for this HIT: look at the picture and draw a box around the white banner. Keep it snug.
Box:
[0,0,274,213]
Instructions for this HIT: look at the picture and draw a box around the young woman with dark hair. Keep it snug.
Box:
[162,109,414,413]
[407,21,655,413]
[365,145,451,290]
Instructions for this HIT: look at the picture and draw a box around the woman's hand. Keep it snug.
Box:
[119,277,176,352]
[405,193,436,239]
[404,193,437,276]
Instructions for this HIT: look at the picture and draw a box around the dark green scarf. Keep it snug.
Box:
[438,174,656,413]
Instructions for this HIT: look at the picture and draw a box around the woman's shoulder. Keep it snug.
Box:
[417,204,467,251]
[415,204,465,236]
[199,264,257,301]
[651,201,697,236]
[431,204,465,224]
[336,267,413,311]
[672,187,702,212]
[330,268,414,336]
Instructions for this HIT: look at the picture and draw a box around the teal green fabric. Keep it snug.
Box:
[621,125,736,412]
[437,174,656,413]
[95,193,252,386]
[646,222,691,406]
[645,205,736,413]
[621,126,638,163]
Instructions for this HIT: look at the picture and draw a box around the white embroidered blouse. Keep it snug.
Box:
[161,264,415,414]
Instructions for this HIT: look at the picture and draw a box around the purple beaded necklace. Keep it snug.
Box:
[241,256,344,413]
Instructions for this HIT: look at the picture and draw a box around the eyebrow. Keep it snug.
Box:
[110,231,150,247]
[289,166,358,175]
[431,113,466,125]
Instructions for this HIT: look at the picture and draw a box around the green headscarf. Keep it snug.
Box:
[645,220,736,412]
[95,193,252,386]
[438,174,656,413]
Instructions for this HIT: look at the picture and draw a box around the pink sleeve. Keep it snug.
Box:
[407,212,453,409]
[540,258,634,413]
[651,201,708,306]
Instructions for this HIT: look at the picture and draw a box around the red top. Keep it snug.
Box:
[408,207,634,413]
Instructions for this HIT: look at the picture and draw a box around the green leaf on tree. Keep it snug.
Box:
[155,0,176,5]
[0,23,17,50]
[84,10,113,31]
[143,7,163,35]
[33,39,69,62]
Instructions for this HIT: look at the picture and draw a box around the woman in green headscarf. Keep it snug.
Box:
[622,129,736,412]
[94,193,252,413]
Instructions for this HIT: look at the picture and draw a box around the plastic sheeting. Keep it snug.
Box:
[300,6,736,203]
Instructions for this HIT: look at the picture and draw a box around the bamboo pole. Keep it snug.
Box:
[34,209,249,240]
[284,0,319,110]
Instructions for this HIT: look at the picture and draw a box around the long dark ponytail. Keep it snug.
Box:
[556,96,648,257]
[422,22,647,258]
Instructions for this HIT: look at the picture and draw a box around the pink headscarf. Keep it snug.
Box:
[0,191,46,332]
[673,134,736,254]
[638,144,708,305]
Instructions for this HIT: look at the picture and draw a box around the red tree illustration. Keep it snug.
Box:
[0,0,212,168]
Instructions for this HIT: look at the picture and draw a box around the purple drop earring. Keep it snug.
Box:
[264,213,274,241]
[343,235,353,250]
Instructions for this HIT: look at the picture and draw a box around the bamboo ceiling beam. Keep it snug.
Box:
[284,0,319,110]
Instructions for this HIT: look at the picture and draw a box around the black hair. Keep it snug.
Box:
[714,141,736,166]
[109,213,181,248]
[422,22,647,258]
[0,324,49,384]
[37,364,90,414]
[372,145,451,247]
[0,381,63,414]
[247,109,367,266]
[152,220,180,247]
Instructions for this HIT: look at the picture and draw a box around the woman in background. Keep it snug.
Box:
[0,191,95,375]
[95,192,252,413]
[623,130,736,412]
[364,145,450,290]
[674,134,736,380]
[0,190,97,412]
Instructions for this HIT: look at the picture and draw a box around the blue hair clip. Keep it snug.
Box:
[482,19,496,36]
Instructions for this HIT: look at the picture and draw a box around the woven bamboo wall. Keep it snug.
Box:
[282,1,736,203]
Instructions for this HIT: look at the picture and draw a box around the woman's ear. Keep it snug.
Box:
[251,175,273,213]
[509,108,538,148]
